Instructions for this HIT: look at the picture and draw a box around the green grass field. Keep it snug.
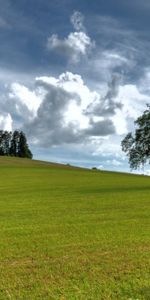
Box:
[0,157,150,299]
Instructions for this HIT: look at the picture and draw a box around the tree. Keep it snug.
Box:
[3,131,11,156]
[10,130,20,156]
[0,130,11,155]
[121,105,150,169]
[0,130,33,159]
[18,131,33,159]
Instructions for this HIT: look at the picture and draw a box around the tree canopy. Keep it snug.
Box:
[121,105,150,169]
[0,130,33,159]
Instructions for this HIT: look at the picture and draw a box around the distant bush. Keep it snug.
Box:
[92,167,97,170]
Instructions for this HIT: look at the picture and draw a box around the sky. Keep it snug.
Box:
[0,0,150,172]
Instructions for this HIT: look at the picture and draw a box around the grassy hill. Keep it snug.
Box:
[0,157,150,299]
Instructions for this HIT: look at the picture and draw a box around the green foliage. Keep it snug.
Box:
[121,105,150,169]
[18,131,33,158]
[0,130,11,156]
[0,157,150,299]
[0,130,33,159]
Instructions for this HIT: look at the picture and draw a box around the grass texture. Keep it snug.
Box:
[0,157,150,299]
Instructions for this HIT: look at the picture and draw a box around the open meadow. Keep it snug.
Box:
[0,157,150,299]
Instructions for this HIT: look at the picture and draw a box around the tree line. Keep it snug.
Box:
[0,130,33,159]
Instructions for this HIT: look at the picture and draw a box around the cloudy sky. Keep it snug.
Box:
[0,0,150,172]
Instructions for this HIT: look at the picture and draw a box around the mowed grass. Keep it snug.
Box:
[0,158,150,299]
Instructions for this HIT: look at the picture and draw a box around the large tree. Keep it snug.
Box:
[121,105,150,169]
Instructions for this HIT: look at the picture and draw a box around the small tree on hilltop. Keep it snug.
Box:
[121,104,150,169]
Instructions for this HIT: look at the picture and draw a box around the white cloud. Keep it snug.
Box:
[12,71,126,147]
[111,109,128,135]
[47,11,94,63]
[118,84,150,119]
[0,113,12,131]
[9,83,44,116]
[36,71,98,130]
[1,70,149,153]
[47,31,94,63]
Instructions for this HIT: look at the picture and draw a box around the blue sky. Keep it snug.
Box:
[0,0,150,172]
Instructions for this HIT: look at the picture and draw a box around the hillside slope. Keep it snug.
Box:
[0,157,150,299]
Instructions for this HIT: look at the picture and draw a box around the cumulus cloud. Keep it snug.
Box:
[0,80,46,131]
[24,78,84,146]
[47,32,94,63]
[47,11,94,63]
[16,71,124,147]
[0,70,150,156]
